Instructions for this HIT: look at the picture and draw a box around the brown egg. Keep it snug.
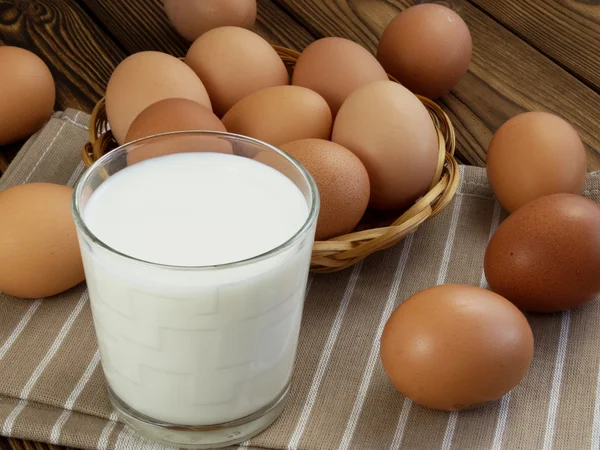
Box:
[105,51,212,145]
[0,46,55,145]
[185,27,289,117]
[163,0,256,42]
[380,284,534,411]
[278,139,370,240]
[332,80,438,210]
[292,37,388,117]
[486,112,587,213]
[0,183,85,298]
[377,4,472,99]
[484,193,600,313]
[222,86,332,147]
[125,98,226,143]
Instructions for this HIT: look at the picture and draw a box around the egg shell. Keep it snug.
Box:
[0,183,85,298]
[185,27,289,117]
[484,193,600,313]
[377,4,472,99]
[105,51,212,145]
[332,80,438,210]
[222,85,332,147]
[486,112,587,213]
[163,0,256,42]
[380,284,534,411]
[0,47,55,146]
[292,37,388,117]
[278,139,370,240]
[125,98,226,143]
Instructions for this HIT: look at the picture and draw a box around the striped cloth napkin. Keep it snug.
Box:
[1,109,600,450]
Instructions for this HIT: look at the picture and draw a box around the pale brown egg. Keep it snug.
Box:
[105,51,211,145]
[125,98,226,143]
[380,284,534,411]
[292,37,388,117]
[486,111,587,213]
[332,80,438,210]
[163,0,256,42]
[377,4,472,99]
[185,26,289,117]
[222,86,332,147]
[279,139,370,240]
[0,183,85,299]
[484,193,600,313]
[0,46,55,145]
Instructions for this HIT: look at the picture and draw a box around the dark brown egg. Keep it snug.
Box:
[484,193,600,312]
[125,98,226,143]
[377,4,472,99]
[380,284,534,411]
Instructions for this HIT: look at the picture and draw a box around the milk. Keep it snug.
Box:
[78,152,315,426]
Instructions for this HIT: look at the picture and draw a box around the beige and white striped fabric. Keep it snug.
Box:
[1,109,600,450]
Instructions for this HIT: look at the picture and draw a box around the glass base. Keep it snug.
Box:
[108,385,289,449]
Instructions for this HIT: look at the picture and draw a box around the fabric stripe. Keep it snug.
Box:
[1,291,88,435]
[49,350,100,443]
[592,365,600,450]
[437,194,464,449]
[23,121,67,183]
[286,262,362,449]
[351,191,458,450]
[0,300,42,360]
[1,400,26,436]
[542,311,571,450]
[337,235,415,450]
[390,398,413,449]
[20,291,88,398]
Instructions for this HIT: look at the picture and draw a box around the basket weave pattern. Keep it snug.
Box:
[82,46,459,273]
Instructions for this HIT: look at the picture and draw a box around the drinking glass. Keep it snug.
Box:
[72,131,319,448]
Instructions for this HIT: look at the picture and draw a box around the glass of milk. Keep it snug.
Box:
[72,131,319,448]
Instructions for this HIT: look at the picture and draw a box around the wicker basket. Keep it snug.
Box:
[82,45,459,274]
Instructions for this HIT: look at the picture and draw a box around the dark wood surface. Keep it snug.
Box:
[0,0,599,449]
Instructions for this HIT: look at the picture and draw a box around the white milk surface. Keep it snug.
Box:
[80,152,314,425]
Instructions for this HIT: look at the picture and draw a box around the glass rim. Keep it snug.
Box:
[72,130,320,271]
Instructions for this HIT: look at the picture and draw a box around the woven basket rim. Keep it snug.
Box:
[81,45,460,274]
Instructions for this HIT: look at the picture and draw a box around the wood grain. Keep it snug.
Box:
[78,0,314,56]
[0,0,123,112]
[271,0,600,170]
[468,0,600,91]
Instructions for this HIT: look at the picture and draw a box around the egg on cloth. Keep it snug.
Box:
[484,193,600,313]
[278,139,370,240]
[222,85,332,147]
[332,80,438,210]
[377,3,472,99]
[486,111,587,213]
[0,183,85,298]
[163,0,256,42]
[380,284,534,411]
[125,98,226,143]
[0,46,55,146]
[185,26,289,117]
[105,51,212,145]
[292,37,388,117]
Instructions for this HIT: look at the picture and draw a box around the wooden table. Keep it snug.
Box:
[0,0,599,448]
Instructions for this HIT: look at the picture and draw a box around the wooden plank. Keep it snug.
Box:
[468,0,600,92]
[0,0,124,112]
[272,0,600,171]
[78,0,314,56]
